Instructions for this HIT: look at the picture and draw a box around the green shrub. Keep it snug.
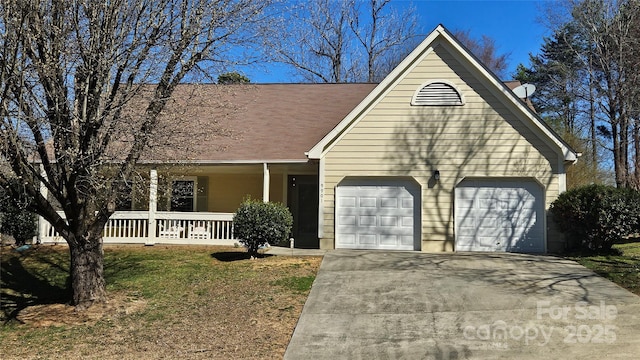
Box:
[233,198,293,258]
[0,197,37,246]
[550,184,640,251]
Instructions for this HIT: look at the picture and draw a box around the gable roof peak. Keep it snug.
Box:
[307,24,578,163]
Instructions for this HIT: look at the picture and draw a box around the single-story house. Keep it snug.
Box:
[39,25,578,253]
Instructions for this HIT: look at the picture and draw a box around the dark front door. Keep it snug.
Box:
[288,175,319,249]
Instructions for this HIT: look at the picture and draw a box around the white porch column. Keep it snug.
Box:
[37,165,49,243]
[147,169,158,245]
[262,162,270,203]
[317,157,325,239]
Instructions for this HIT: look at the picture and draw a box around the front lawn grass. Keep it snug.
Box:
[569,242,640,296]
[0,244,321,359]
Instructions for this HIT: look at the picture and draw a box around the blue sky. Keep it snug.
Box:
[247,0,552,83]
[408,0,550,77]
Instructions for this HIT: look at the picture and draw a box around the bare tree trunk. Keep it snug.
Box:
[589,56,598,172]
[634,121,640,188]
[621,114,630,187]
[366,0,380,82]
[68,235,106,308]
[612,121,624,187]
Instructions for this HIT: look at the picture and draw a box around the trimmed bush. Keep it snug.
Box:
[233,198,293,258]
[0,198,37,246]
[550,184,640,251]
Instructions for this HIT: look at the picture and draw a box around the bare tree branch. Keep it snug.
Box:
[267,0,420,83]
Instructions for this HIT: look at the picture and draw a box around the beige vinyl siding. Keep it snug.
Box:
[207,174,262,212]
[321,39,563,251]
[206,173,285,213]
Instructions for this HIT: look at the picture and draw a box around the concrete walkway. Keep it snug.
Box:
[285,250,640,359]
[266,246,327,256]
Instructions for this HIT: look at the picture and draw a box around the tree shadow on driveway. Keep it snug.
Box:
[321,250,640,305]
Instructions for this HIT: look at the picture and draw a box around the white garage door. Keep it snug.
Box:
[455,179,544,253]
[336,179,419,250]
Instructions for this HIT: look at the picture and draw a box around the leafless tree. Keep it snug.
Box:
[269,0,420,83]
[274,0,355,83]
[532,0,640,188]
[349,0,419,82]
[453,29,510,79]
[563,0,640,187]
[0,0,275,309]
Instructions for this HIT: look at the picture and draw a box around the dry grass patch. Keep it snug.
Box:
[1,244,322,359]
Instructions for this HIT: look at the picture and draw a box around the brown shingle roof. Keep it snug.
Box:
[140,83,377,162]
[42,81,537,164]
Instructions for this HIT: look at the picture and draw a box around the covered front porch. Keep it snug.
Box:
[38,161,320,248]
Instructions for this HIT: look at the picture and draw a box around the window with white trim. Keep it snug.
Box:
[171,178,196,212]
[411,81,464,106]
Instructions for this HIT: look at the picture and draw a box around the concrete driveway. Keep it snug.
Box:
[285,250,640,359]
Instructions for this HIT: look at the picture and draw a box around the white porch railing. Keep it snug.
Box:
[39,211,236,246]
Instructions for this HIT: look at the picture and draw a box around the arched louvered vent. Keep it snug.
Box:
[411,81,464,106]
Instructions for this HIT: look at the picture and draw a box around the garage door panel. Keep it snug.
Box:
[340,234,356,245]
[400,235,414,246]
[478,217,501,228]
[474,219,509,232]
[478,198,500,210]
[359,216,376,226]
[507,218,538,230]
[456,227,477,236]
[381,208,411,215]
[379,216,398,227]
[456,236,496,251]
[338,215,356,226]
[359,197,377,208]
[358,234,377,245]
[380,197,398,208]
[483,235,506,246]
[336,179,419,250]
[380,234,398,246]
[341,196,356,208]
[456,198,475,208]
[512,240,544,251]
[455,179,544,253]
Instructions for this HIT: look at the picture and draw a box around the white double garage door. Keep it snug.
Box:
[335,178,544,253]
